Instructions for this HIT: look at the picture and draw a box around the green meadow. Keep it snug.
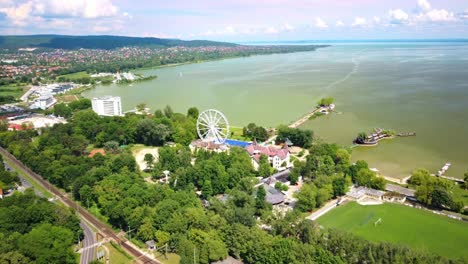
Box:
[317,202,468,259]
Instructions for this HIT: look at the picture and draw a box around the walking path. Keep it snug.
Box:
[306,197,347,221]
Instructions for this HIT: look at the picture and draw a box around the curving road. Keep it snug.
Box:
[0,147,160,264]
[80,221,96,264]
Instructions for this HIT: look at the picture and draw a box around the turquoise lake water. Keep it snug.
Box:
[83,41,468,179]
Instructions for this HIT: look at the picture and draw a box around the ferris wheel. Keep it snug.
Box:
[196,109,229,144]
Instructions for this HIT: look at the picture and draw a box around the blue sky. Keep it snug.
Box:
[1,0,467,41]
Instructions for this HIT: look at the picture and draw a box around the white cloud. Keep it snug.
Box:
[417,0,431,11]
[352,17,367,27]
[0,1,33,26]
[281,23,295,32]
[389,9,409,23]
[264,26,279,34]
[217,26,236,35]
[373,16,381,24]
[123,12,132,19]
[33,0,119,18]
[461,10,468,19]
[0,0,13,6]
[417,9,456,22]
[0,0,121,28]
[335,20,345,27]
[314,17,328,29]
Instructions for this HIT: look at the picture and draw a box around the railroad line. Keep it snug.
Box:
[0,147,159,264]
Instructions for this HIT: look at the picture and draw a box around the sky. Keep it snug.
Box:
[1,0,467,41]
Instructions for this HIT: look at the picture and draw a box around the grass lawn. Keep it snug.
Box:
[0,83,28,98]
[317,202,468,259]
[57,71,90,80]
[56,94,81,103]
[107,242,133,264]
[156,253,181,264]
[229,126,250,141]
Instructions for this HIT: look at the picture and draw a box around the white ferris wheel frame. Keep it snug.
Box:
[196,109,229,144]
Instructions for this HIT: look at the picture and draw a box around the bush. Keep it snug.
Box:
[275,182,289,191]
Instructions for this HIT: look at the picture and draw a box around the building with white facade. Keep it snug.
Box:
[92,96,122,116]
[245,140,292,171]
[29,94,56,110]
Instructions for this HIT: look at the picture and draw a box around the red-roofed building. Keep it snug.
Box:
[8,123,33,131]
[245,140,291,171]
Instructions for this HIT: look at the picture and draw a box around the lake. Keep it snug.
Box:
[83,41,468,179]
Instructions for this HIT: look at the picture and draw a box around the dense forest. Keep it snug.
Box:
[0,101,465,263]
[0,35,237,50]
[0,190,82,264]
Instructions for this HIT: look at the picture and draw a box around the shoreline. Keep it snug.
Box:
[134,47,329,72]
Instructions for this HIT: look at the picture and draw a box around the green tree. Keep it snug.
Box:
[464,172,468,190]
[135,119,171,146]
[155,230,170,247]
[332,176,349,197]
[103,140,120,153]
[144,153,155,170]
[202,180,213,198]
[154,109,164,118]
[294,183,317,212]
[431,185,453,209]
[317,97,334,107]
[355,132,367,144]
[258,155,271,178]
[137,217,155,241]
[288,168,299,185]
[187,107,199,119]
[53,103,72,118]
[255,185,267,211]
[18,224,76,264]
[136,103,147,111]
[163,105,174,118]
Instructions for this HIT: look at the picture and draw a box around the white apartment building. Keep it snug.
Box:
[92,96,122,116]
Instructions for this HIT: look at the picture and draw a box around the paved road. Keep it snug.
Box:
[4,161,43,197]
[0,147,160,264]
[80,221,96,264]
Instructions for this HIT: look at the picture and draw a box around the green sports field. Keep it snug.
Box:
[316,202,468,259]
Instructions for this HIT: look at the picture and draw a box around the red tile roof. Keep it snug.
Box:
[245,141,289,159]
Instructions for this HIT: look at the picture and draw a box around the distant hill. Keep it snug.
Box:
[0,35,238,50]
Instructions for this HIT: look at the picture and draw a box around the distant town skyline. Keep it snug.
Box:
[1,0,467,41]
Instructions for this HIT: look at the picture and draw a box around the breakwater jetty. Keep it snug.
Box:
[430,162,464,183]
[289,104,335,128]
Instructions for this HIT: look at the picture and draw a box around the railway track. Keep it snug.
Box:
[0,147,159,264]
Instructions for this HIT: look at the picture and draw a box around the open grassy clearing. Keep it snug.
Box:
[229,126,250,141]
[0,84,28,98]
[57,71,90,80]
[317,202,468,259]
[107,242,133,264]
[156,253,181,264]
